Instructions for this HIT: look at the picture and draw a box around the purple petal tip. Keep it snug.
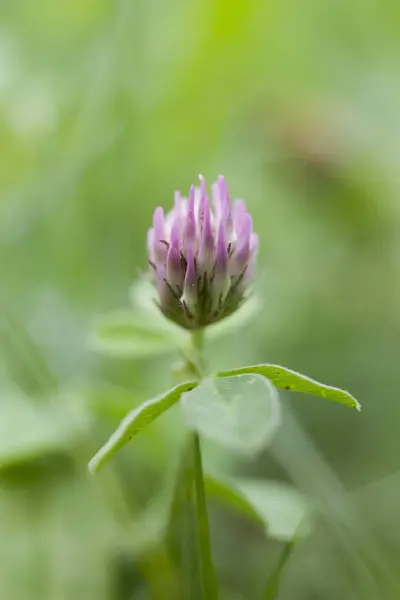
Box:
[153,206,165,238]
[216,221,228,268]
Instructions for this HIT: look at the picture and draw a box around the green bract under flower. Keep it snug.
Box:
[147,175,259,329]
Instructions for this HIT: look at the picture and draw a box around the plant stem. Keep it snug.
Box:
[190,328,206,378]
[190,329,218,599]
[191,328,205,352]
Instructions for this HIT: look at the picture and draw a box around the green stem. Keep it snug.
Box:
[191,328,205,352]
[190,330,218,599]
[190,328,206,378]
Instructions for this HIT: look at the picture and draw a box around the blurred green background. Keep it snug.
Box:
[2,0,400,598]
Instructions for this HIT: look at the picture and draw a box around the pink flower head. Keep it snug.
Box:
[147,175,259,329]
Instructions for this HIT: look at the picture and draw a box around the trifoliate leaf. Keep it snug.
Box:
[89,380,198,473]
[217,364,360,410]
[181,374,281,456]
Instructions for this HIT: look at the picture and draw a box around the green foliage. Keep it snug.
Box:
[88,380,198,473]
[165,435,218,600]
[88,308,183,358]
[260,538,298,600]
[181,374,281,455]
[217,365,360,410]
[0,468,117,600]
[85,384,142,420]
[87,309,359,598]
[205,474,265,528]
[5,0,397,595]
[90,280,262,360]
[0,391,77,469]
[205,474,311,542]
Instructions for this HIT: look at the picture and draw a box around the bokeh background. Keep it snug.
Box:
[2,0,400,598]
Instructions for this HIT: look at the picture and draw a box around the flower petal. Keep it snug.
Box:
[198,196,214,273]
[212,221,230,306]
[167,244,184,290]
[152,207,168,262]
[182,244,198,308]
[233,199,247,234]
[183,185,197,255]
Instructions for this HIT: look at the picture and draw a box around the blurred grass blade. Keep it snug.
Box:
[166,434,218,600]
[192,434,219,599]
[1,310,57,397]
[166,437,199,594]
[271,404,394,598]
[205,474,310,542]
[88,381,198,473]
[217,364,360,410]
[260,537,297,600]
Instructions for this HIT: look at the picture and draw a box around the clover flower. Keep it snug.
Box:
[147,175,259,329]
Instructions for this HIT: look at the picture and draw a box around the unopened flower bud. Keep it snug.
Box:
[147,175,259,329]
